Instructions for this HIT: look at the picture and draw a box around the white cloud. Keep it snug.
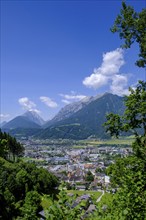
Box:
[0,114,10,119]
[18,97,40,113]
[83,73,108,89]
[59,92,87,104]
[29,109,41,114]
[83,48,128,95]
[40,96,58,108]
[110,75,129,96]
[61,99,71,105]
[19,97,36,109]
[100,48,125,76]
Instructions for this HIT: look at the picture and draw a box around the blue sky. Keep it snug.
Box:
[1,0,145,122]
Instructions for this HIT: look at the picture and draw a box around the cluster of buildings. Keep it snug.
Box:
[21,138,132,192]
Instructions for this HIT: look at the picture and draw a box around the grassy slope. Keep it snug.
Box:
[78,136,134,147]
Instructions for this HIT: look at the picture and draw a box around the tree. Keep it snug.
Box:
[95,167,103,173]
[45,189,84,220]
[0,139,8,159]
[19,191,41,220]
[0,130,24,160]
[66,182,72,190]
[0,131,59,220]
[111,1,146,67]
[105,81,146,145]
[104,81,146,219]
[85,171,94,182]
[102,2,146,219]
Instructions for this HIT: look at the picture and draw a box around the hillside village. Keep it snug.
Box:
[22,138,132,192]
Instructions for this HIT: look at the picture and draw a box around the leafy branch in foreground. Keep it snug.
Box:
[103,81,146,219]
[111,2,146,67]
[45,189,84,220]
[104,80,146,155]
[102,2,146,218]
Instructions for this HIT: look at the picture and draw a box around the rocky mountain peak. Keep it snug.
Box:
[23,110,45,126]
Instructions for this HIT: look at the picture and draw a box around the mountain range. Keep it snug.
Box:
[1,93,125,140]
[43,95,101,128]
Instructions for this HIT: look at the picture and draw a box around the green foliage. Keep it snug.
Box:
[0,129,24,160]
[87,193,114,220]
[66,182,72,190]
[95,167,103,173]
[103,81,146,219]
[66,190,102,203]
[45,190,84,220]
[41,194,53,209]
[103,71,146,218]
[85,171,94,182]
[0,157,59,219]
[104,81,146,153]
[106,155,146,217]
[0,139,8,158]
[101,3,146,218]
[0,131,59,219]
[111,2,146,67]
[19,191,41,220]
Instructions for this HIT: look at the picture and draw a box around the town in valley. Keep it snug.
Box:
[21,137,133,192]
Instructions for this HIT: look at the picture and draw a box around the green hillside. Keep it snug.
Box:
[2,116,41,129]
[38,93,125,140]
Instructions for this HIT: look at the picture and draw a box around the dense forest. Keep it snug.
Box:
[0,130,59,219]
